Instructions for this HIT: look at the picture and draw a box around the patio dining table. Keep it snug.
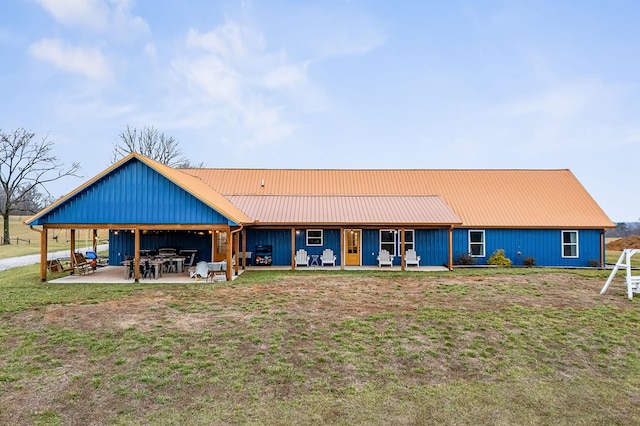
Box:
[121,258,165,279]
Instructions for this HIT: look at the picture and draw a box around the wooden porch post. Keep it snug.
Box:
[234,231,239,276]
[226,228,232,281]
[70,229,76,274]
[211,230,216,262]
[291,228,296,270]
[448,226,453,271]
[340,227,344,270]
[134,228,140,282]
[92,229,98,253]
[400,228,406,271]
[40,227,48,282]
[242,229,247,269]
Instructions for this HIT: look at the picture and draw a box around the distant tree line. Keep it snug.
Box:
[606,222,640,238]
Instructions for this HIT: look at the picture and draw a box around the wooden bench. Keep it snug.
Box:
[47,259,72,273]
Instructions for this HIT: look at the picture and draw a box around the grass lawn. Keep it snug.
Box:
[0,266,638,425]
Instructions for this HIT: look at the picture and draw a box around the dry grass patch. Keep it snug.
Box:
[0,268,639,425]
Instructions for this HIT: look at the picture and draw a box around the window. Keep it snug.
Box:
[306,229,323,246]
[380,230,397,256]
[562,231,578,258]
[403,230,415,251]
[216,231,227,255]
[468,230,485,257]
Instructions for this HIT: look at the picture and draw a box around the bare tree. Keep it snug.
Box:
[112,125,201,167]
[0,128,81,244]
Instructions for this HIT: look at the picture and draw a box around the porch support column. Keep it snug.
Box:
[39,226,48,282]
[448,226,453,271]
[133,228,140,282]
[70,229,76,274]
[92,229,98,253]
[211,230,216,262]
[226,228,233,281]
[340,227,345,270]
[242,229,247,269]
[234,231,240,276]
[401,227,406,271]
[291,228,296,270]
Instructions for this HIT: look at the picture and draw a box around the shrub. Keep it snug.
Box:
[523,256,536,267]
[487,249,512,267]
[456,253,476,265]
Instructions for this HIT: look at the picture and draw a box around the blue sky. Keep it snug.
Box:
[1,0,639,222]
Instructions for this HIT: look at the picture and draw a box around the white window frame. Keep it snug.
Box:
[306,229,323,246]
[380,229,397,256]
[562,230,579,258]
[468,230,485,257]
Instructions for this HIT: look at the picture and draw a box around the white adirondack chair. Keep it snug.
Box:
[377,249,394,267]
[295,249,310,267]
[404,249,421,267]
[320,249,336,266]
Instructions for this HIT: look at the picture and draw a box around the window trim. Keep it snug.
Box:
[468,230,485,257]
[561,230,579,258]
[306,229,323,246]
[379,229,397,256]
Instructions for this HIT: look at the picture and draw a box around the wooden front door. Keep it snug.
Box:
[345,229,361,266]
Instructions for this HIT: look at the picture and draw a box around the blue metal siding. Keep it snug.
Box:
[453,228,603,267]
[34,159,234,225]
[245,229,292,266]
[362,229,380,266]
[294,229,341,260]
[108,230,213,265]
[414,229,450,267]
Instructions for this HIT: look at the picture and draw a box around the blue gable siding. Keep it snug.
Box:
[452,228,603,267]
[33,159,234,225]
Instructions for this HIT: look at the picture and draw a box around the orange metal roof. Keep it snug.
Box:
[182,168,614,228]
[227,195,461,226]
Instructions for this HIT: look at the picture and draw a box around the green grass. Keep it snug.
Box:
[0,265,638,425]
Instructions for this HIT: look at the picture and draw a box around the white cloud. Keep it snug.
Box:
[35,0,149,37]
[35,0,109,30]
[28,38,112,81]
[167,21,318,149]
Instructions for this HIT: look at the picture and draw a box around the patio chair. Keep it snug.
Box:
[190,261,209,279]
[404,249,421,267]
[377,249,394,267]
[295,249,310,267]
[142,260,154,279]
[320,249,336,266]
